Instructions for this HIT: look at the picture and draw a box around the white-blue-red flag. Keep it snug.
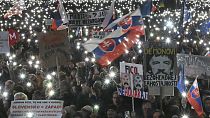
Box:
[101,0,116,29]
[187,78,204,116]
[57,0,68,24]
[91,9,145,66]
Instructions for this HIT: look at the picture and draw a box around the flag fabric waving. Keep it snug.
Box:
[187,79,204,116]
[101,0,116,29]
[140,0,152,17]
[4,0,25,19]
[57,0,68,24]
[91,9,144,66]
[183,0,192,25]
[177,64,186,94]
[51,0,68,30]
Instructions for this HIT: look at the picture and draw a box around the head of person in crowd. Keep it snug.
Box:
[32,90,45,100]
[142,100,153,118]
[204,96,210,115]
[153,109,165,118]
[14,92,28,100]
[72,111,83,118]
[91,81,102,97]
[81,105,93,118]
[62,105,77,118]
[112,91,120,106]
[4,80,15,92]
[106,104,118,118]
[70,68,77,78]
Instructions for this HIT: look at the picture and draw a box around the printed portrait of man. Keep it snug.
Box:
[120,73,131,89]
[133,75,143,90]
[149,55,173,75]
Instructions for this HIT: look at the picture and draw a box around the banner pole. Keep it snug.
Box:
[56,55,60,90]
[131,74,135,112]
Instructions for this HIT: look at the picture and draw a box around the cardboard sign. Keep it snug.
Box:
[10,100,63,118]
[0,31,10,53]
[68,10,108,26]
[118,62,148,99]
[143,41,177,87]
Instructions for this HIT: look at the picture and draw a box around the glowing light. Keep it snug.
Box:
[26,82,32,87]
[94,104,99,111]
[13,62,17,66]
[166,38,171,43]
[91,58,95,62]
[28,60,33,65]
[51,72,56,76]
[109,71,116,78]
[181,114,189,118]
[85,57,89,62]
[3,92,8,97]
[104,79,110,84]
[182,92,187,98]
[49,90,55,97]
[47,82,53,88]
[46,74,52,80]
[185,80,189,85]
[166,21,174,28]
[20,73,26,79]
[31,55,35,60]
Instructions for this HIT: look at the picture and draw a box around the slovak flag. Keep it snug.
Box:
[187,79,204,116]
[51,0,68,30]
[92,9,144,66]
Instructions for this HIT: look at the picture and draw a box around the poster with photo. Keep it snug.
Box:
[143,41,177,87]
[118,62,148,99]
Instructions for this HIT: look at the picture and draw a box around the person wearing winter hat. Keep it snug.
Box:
[81,105,93,118]
[14,92,28,100]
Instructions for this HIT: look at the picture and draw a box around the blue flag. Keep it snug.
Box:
[200,18,210,35]
[141,0,152,17]
[177,64,186,94]
[183,1,192,25]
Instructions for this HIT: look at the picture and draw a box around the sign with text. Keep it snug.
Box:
[68,10,108,26]
[0,31,10,53]
[177,54,210,78]
[118,62,148,99]
[39,30,70,68]
[90,28,111,39]
[9,100,63,118]
[143,41,177,87]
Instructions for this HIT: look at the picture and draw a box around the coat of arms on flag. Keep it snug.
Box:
[98,38,116,52]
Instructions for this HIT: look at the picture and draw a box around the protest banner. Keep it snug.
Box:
[68,10,108,26]
[118,62,148,99]
[39,30,70,68]
[0,31,10,53]
[177,54,210,78]
[9,100,63,118]
[143,41,177,87]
